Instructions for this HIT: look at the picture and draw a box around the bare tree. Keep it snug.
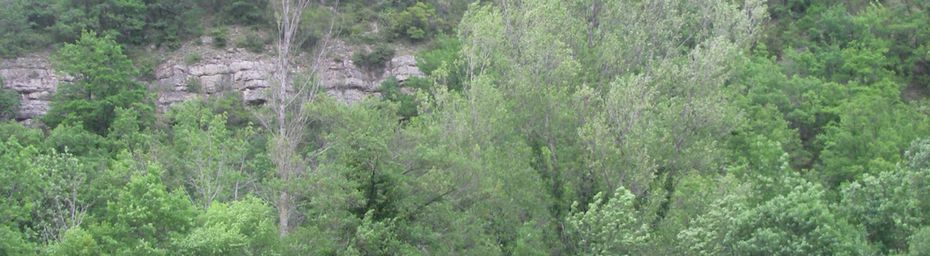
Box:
[264,0,338,236]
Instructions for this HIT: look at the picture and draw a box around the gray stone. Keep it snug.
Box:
[0,53,72,121]
[1,39,425,120]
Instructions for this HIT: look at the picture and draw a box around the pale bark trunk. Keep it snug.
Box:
[267,0,338,236]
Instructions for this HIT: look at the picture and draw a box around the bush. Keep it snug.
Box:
[143,0,204,47]
[185,53,202,65]
[186,78,203,93]
[386,2,436,41]
[222,0,269,26]
[211,28,229,48]
[0,84,20,121]
[416,34,465,91]
[352,45,396,71]
[299,5,336,51]
[379,77,417,119]
[237,32,267,53]
[129,49,162,81]
[0,0,50,57]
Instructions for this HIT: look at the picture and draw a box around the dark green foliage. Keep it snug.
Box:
[44,31,153,136]
[298,5,335,50]
[4,1,930,255]
[416,34,465,91]
[51,0,147,44]
[0,85,20,121]
[379,77,423,120]
[220,0,269,26]
[0,0,50,57]
[0,122,43,146]
[210,27,229,48]
[93,164,197,254]
[142,0,202,47]
[386,2,437,41]
[352,45,396,71]
[236,31,267,53]
[184,53,202,65]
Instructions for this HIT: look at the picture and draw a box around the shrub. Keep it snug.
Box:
[0,83,20,121]
[186,78,203,93]
[352,45,396,71]
[0,0,50,57]
[211,28,229,48]
[379,77,416,119]
[417,34,465,91]
[222,0,269,26]
[299,5,335,51]
[185,53,202,65]
[237,32,266,53]
[130,50,162,81]
[386,2,436,41]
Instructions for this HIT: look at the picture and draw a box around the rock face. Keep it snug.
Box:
[0,39,424,121]
[0,53,72,121]
[319,40,425,103]
[154,46,275,111]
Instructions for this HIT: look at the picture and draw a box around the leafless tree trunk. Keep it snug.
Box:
[265,0,338,236]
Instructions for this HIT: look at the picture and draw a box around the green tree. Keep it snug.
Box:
[0,225,34,256]
[46,228,98,256]
[45,31,152,135]
[840,166,923,253]
[0,84,20,121]
[0,138,42,254]
[91,162,197,255]
[566,186,649,255]
[818,90,928,186]
[178,197,279,255]
[142,0,202,47]
[387,2,437,41]
[679,177,874,255]
[0,0,50,57]
[51,0,147,44]
[909,226,930,256]
[165,103,255,208]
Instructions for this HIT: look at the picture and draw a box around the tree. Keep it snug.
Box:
[840,167,923,253]
[0,138,42,253]
[34,151,93,243]
[0,82,20,121]
[46,227,98,256]
[387,2,437,40]
[263,0,336,236]
[45,31,152,136]
[836,138,930,254]
[168,103,255,208]
[909,226,930,256]
[51,0,147,44]
[0,0,49,57]
[679,177,874,255]
[0,225,34,256]
[92,162,197,255]
[177,197,279,255]
[142,0,202,47]
[818,90,928,187]
[566,186,649,255]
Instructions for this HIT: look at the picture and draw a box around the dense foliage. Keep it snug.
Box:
[2,0,930,255]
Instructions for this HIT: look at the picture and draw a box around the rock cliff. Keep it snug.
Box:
[0,39,423,122]
[0,53,72,122]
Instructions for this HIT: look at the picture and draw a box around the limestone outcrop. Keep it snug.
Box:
[0,38,424,121]
[0,53,72,122]
[154,45,276,111]
[318,40,425,103]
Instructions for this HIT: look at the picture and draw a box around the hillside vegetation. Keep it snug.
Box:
[2,0,930,255]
